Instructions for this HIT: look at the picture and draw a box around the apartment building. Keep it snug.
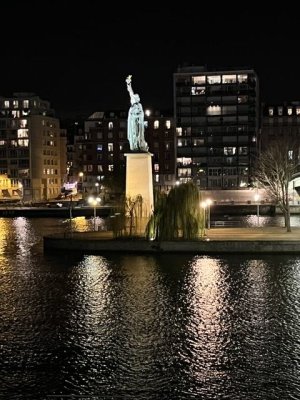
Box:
[0,93,66,201]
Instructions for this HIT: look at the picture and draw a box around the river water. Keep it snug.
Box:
[1,217,300,399]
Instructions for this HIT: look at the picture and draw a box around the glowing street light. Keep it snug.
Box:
[78,172,84,196]
[254,193,260,227]
[88,195,101,231]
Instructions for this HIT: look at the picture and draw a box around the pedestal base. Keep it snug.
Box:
[125,152,154,218]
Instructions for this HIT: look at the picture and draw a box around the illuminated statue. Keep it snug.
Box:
[126,75,149,152]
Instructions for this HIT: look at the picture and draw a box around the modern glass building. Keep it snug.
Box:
[174,66,259,191]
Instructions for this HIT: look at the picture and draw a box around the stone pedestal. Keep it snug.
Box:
[125,152,154,217]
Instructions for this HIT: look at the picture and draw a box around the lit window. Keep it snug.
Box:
[237,74,248,83]
[23,100,29,108]
[20,119,27,128]
[238,96,248,103]
[97,165,103,172]
[145,109,151,117]
[192,76,206,85]
[17,129,29,138]
[13,100,19,109]
[178,168,191,177]
[176,127,182,136]
[88,165,93,172]
[288,150,293,160]
[144,121,148,128]
[207,105,221,116]
[119,144,123,151]
[108,165,114,171]
[278,107,283,116]
[97,144,103,151]
[207,75,221,84]
[268,107,274,116]
[4,101,9,108]
[191,86,205,95]
[224,147,236,155]
[154,163,159,172]
[288,107,293,116]
[166,120,171,129]
[154,174,159,182]
[222,74,236,84]
[296,108,300,115]
[108,143,113,152]
[165,143,170,150]
[154,120,159,129]
[12,111,20,118]
[238,147,248,155]
[108,122,113,130]
[18,139,29,147]
[177,157,192,166]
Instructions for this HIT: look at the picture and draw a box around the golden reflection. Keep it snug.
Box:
[243,259,270,324]
[0,218,12,255]
[67,256,112,337]
[62,216,106,232]
[184,256,230,380]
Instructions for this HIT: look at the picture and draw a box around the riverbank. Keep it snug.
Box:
[43,227,300,254]
[0,205,113,218]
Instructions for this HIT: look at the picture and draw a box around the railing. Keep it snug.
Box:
[210,220,240,227]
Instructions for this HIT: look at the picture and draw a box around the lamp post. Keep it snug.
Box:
[78,172,84,198]
[254,194,260,227]
[88,195,101,231]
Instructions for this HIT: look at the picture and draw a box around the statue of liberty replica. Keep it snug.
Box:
[124,75,154,231]
[125,75,149,152]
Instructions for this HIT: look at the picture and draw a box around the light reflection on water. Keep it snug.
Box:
[216,214,300,227]
[1,218,300,399]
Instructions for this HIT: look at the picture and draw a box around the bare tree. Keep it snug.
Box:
[254,138,299,232]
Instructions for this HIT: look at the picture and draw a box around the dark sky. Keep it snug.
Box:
[1,3,299,118]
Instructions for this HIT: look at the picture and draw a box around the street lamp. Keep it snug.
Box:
[254,193,260,227]
[78,172,84,197]
[88,195,101,231]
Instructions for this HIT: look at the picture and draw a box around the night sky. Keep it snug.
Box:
[1,3,298,118]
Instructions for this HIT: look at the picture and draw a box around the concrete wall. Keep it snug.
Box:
[44,236,300,254]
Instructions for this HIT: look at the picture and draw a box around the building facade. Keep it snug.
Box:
[0,93,66,202]
[261,102,300,150]
[72,110,175,200]
[174,66,259,191]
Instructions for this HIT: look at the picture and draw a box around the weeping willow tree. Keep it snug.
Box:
[146,182,205,240]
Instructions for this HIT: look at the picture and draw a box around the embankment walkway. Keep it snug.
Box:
[44,227,300,254]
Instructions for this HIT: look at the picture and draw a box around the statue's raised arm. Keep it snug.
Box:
[126,75,135,102]
[125,75,149,152]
